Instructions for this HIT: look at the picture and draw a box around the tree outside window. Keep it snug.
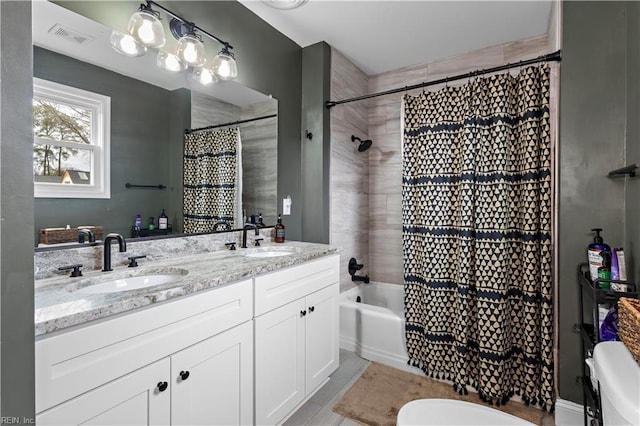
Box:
[33,78,110,198]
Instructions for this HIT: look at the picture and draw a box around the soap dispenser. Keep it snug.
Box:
[588,228,611,281]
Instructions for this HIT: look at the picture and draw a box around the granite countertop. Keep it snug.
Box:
[35,241,339,337]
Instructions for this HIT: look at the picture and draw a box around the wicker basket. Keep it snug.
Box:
[618,297,640,365]
[39,226,103,245]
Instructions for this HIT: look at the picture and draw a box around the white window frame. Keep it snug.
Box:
[33,78,111,199]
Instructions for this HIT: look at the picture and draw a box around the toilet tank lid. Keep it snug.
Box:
[593,342,640,424]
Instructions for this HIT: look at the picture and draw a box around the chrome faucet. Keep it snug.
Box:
[103,233,127,272]
[78,228,95,244]
[242,223,260,249]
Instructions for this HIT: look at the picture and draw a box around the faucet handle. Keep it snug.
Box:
[58,264,83,278]
[225,242,237,251]
[127,255,147,268]
[254,238,264,247]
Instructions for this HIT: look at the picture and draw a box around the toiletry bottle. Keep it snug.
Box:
[258,213,266,228]
[597,251,611,289]
[148,217,155,231]
[588,228,611,281]
[275,214,285,243]
[133,214,142,238]
[614,248,628,280]
[159,209,168,230]
[611,248,620,280]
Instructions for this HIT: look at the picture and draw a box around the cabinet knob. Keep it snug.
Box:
[300,310,307,317]
[309,306,315,313]
[179,370,190,381]
[157,381,168,392]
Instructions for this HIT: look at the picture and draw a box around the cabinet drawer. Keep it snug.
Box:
[36,279,253,414]
[254,255,339,316]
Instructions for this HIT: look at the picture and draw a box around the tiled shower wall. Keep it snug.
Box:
[330,34,552,287]
[330,49,370,291]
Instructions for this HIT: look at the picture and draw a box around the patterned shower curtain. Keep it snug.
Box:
[183,128,239,233]
[402,65,553,409]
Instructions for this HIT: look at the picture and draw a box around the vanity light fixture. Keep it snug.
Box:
[192,66,218,86]
[156,51,187,72]
[127,2,165,48]
[110,0,238,82]
[175,30,206,67]
[110,30,147,57]
[210,46,238,80]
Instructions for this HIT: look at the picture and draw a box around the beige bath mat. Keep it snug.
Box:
[333,362,553,426]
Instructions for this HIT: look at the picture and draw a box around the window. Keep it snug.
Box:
[33,78,110,198]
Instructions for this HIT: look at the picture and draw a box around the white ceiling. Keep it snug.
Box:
[238,0,553,76]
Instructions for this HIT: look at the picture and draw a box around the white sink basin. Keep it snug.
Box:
[77,273,184,295]
[246,251,294,258]
[244,247,296,258]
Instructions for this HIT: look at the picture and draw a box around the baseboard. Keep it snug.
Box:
[555,398,588,426]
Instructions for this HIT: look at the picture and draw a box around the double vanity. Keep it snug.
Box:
[34,235,340,425]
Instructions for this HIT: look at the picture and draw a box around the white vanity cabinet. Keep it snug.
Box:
[36,279,254,426]
[254,255,340,425]
[35,252,340,426]
[171,320,253,425]
[37,357,171,425]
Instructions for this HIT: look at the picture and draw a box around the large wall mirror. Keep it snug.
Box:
[33,1,278,248]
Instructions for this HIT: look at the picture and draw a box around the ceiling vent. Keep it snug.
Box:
[47,24,94,45]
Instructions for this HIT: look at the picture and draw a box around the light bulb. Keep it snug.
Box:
[193,66,218,86]
[157,51,187,72]
[211,49,238,80]
[127,9,165,48]
[176,33,206,67]
[137,20,155,44]
[110,30,147,57]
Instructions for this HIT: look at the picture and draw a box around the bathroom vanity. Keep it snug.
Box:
[34,240,339,425]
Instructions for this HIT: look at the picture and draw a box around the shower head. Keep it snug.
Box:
[351,135,373,152]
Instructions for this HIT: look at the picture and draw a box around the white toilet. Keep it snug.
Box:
[396,398,535,425]
[593,341,640,426]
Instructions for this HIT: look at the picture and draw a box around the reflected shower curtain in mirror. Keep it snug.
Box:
[402,65,553,409]
[183,127,240,233]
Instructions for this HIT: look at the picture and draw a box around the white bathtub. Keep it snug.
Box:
[340,282,421,374]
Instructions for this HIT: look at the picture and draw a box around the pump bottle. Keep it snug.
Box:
[588,228,611,281]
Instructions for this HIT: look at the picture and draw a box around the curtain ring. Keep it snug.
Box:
[445,76,449,88]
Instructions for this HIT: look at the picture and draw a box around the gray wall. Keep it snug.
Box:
[56,0,304,240]
[301,42,331,243]
[1,0,35,419]
[558,1,631,403]
[33,47,178,243]
[0,0,304,417]
[625,2,640,282]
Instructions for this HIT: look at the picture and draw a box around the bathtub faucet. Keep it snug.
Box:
[348,257,370,283]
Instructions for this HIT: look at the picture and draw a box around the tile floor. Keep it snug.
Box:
[283,349,371,425]
[285,349,555,426]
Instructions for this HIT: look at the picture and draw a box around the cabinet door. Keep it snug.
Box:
[36,358,170,426]
[305,283,339,393]
[255,298,306,425]
[171,321,253,426]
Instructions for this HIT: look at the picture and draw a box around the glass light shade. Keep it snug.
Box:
[110,30,147,57]
[157,51,187,72]
[211,51,238,80]
[192,66,218,86]
[176,34,206,67]
[127,10,165,47]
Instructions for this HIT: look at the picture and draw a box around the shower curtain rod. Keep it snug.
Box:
[185,113,277,134]
[325,50,561,109]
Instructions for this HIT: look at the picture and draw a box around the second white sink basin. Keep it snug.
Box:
[246,251,293,258]
[77,273,185,295]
